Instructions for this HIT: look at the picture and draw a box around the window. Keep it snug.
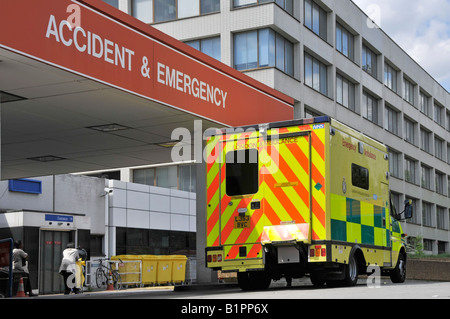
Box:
[404,117,416,145]
[305,0,327,40]
[156,166,178,189]
[305,52,327,95]
[336,74,356,111]
[234,0,257,7]
[405,157,416,184]
[423,238,433,250]
[420,127,432,153]
[154,0,176,22]
[336,23,354,60]
[178,0,200,18]
[435,171,445,195]
[448,143,450,165]
[226,149,259,196]
[422,202,433,227]
[405,197,419,224]
[385,105,399,135]
[134,167,155,185]
[448,175,450,196]
[234,29,294,75]
[186,37,221,61]
[234,31,258,70]
[388,148,401,178]
[132,0,153,23]
[116,228,196,255]
[234,0,293,14]
[201,0,220,14]
[133,0,219,23]
[419,91,429,116]
[351,163,369,190]
[305,107,321,118]
[403,78,415,105]
[362,91,378,124]
[434,102,444,126]
[435,136,444,161]
[133,164,196,191]
[421,164,432,190]
[446,111,450,132]
[362,45,377,78]
[103,0,119,8]
[436,206,446,230]
[277,0,294,14]
[179,165,196,192]
[384,63,397,92]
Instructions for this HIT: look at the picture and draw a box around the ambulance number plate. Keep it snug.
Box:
[234,216,250,229]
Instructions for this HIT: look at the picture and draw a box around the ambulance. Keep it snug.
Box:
[204,116,413,290]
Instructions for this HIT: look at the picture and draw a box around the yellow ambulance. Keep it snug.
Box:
[205,116,412,290]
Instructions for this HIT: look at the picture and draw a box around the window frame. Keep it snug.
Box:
[304,52,327,95]
[304,0,327,41]
[233,28,294,76]
[132,0,220,24]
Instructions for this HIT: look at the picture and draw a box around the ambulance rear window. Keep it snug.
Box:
[351,163,369,190]
[226,149,259,196]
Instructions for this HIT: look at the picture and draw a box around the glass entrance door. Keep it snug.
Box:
[39,230,74,295]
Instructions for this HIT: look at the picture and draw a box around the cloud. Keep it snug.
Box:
[353,0,450,92]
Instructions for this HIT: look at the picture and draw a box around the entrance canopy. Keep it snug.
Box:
[0,0,294,179]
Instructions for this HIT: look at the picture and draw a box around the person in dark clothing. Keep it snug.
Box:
[12,240,36,296]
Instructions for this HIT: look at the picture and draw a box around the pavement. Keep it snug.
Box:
[8,282,240,299]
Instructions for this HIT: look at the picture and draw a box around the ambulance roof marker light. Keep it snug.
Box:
[314,115,331,123]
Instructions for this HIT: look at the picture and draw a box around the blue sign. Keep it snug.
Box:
[45,214,73,223]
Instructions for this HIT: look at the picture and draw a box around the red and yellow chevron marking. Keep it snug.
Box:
[205,123,327,259]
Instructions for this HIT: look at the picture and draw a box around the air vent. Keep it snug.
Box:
[87,123,130,132]
[27,155,66,162]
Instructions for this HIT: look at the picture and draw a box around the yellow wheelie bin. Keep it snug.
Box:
[170,255,188,284]
[155,255,172,285]
[140,255,158,286]
[111,255,141,286]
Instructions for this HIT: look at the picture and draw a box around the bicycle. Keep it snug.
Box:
[94,258,123,290]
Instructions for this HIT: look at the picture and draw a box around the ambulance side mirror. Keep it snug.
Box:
[403,200,413,220]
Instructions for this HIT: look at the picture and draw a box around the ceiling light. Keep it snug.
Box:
[87,123,130,133]
[28,155,66,162]
[156,141,182,148]
[0,91,27,103]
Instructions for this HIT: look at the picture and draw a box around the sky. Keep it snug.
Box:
[352,0,450,93]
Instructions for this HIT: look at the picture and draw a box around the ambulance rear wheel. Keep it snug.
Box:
[343,254,358,286]
[237,271,271,291]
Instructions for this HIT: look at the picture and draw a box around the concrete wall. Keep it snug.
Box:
[407,259,450,281]
[107,179,196,232]
[0,175,105,233]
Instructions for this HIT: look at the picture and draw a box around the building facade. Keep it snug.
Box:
[0,174,196,294]
[108,0,450,254]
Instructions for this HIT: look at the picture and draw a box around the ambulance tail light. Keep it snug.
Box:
[208,253,223,263]
[310,246,326,257]
[315,246,321,257]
